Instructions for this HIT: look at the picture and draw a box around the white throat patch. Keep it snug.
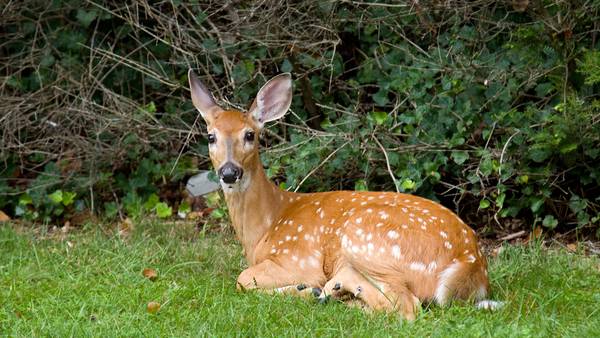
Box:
[220,173,251,193]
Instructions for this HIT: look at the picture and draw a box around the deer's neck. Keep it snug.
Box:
[222,158,290,264]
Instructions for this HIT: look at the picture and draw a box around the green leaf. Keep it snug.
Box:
[144,194,160,210]
[62,192,77,206]
[559,143,577,154]
[178,200,191,214]
[155,202,172,218]
[48,190,63,204]
[495,193,506,208]
[372,90,389,106]
[451,151,469,165]
[529,148,551,163]
[479,199,490,209]
[542,215,558,229]
[530,197,545,213]
[104,202,119,219]
[211,208,225,219]
[76,9,98,28]
[281,59,293,73]
[400,179,416,191]
[19,194,33,205]
[354,179,368,191]
[369,111,388,125]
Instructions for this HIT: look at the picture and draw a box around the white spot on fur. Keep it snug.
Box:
[341,234,348,248]
[308,256,319,268]
[387,230,399,239]
[356,217,363,224]
[297,225,303,232]
[409,262,426,271]
[366,233,373,241]
[285,235,291,241]
[379,211,389,220]
[401,224,408,229]
[366,208,373,213]
[270,248,276,254]
[320,211,325,219]
[356,229,363,236]
[352,245,360,253]
[376,222,384,227]
[360,201,367,206]
[440,231,448,238]
[427,261,438,273]
[292,255,298,261]
[392,245,401,259]
[445,241,453,249]
[283,249,289,254]
[467,255,476,263]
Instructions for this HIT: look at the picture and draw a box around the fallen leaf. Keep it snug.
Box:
[61,221,71,233]
[566,243,577,252]
[118,218,134,238]
[0,210,10,222]
[143,268,158,281]
[147,301,161,314]
[528,226,543,241]
[492,246,504,258]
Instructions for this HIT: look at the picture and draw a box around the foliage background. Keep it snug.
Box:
[1,0,599,236]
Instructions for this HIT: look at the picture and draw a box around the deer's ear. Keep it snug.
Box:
[188,69,223,124]
[249,73,292,128]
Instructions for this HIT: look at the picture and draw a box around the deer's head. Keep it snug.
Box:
[188,70,293,193]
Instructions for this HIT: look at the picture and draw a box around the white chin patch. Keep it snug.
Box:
[220,175,250,193]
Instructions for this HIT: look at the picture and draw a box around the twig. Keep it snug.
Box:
[498,230,527,241]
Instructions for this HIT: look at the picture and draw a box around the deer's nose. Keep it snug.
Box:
[218,162,243,184]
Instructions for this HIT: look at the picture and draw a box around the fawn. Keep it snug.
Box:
[188,70,499,319]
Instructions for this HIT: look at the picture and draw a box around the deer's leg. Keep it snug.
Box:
[320,265,420,320]
[237,259,321,299]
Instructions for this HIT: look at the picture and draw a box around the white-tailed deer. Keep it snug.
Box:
[188,70,500,319]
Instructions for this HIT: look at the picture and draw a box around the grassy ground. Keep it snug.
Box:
[1,221,599,337]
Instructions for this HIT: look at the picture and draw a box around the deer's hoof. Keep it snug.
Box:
[311,287,322,298]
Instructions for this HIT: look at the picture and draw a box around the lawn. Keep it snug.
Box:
[1,221,599,337]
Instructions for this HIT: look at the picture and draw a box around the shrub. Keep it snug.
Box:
[1,0,598,235]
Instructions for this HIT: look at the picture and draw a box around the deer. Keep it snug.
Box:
[188,70,501,320]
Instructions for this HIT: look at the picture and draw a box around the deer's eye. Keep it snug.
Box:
[244,130,255,143]
[207,133,216,144]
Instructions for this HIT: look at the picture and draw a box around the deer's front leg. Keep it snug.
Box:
[237,259,322,299]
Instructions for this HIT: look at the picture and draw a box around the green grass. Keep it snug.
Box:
[1,222,599,337]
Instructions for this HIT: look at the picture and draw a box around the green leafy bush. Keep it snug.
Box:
[1,1,598,235]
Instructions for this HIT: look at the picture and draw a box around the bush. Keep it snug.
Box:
[1,0,598,235]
